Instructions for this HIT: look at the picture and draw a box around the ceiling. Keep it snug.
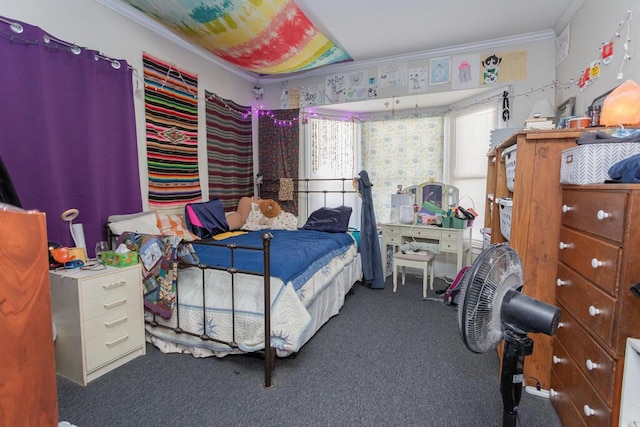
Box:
[101,0,582,111]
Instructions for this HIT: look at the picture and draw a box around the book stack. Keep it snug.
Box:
[524,117,555,130]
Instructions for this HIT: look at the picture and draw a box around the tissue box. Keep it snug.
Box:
[101,250,138,267]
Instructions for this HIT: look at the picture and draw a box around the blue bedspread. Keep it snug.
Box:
[192,229,355,291]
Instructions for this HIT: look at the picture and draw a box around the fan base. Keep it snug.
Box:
[524,385,550,398]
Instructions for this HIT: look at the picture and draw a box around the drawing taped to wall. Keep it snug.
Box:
[480,51,527,84]
[429,57,451,85]
[379,63,407,88]
[452,54,480,90]
[408,67,428,93]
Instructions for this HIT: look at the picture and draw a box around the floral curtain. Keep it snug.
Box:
[258,109,300,214]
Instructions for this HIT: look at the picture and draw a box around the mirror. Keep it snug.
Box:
[404,182,459,212]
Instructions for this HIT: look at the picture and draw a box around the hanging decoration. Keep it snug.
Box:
[120,0,351,75]
[143,52,201,207]
[575,10,632,91]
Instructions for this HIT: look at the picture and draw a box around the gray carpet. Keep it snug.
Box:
[56,275,562,427]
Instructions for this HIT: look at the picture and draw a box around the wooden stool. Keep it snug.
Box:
[393,251,436,298]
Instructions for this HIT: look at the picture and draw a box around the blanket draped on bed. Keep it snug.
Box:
[116,232,198,319]
[193,229,355,291]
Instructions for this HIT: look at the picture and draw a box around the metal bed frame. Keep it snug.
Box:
[144,177,360,388]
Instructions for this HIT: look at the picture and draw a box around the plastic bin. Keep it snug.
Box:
[502,145,517,192]
[497,198,513,241]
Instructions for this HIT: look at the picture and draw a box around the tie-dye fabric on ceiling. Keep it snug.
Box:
[123,0,352,75]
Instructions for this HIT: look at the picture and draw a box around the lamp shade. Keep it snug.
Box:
[529,99,555,119]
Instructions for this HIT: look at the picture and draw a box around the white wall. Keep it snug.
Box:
[1,0,256,210]
[556,0,640,117]
[259,38,557,128]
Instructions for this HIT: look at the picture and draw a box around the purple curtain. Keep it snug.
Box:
[0,16,142,256]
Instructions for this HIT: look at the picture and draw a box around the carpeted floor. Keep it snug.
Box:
[56,274,562,427]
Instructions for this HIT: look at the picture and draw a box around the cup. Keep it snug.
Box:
[95,241,109,260]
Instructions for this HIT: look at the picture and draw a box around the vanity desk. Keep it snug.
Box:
[380,222,471,272]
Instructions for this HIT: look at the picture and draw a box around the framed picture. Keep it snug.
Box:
[429,57,451,85]
[555,97,575,128]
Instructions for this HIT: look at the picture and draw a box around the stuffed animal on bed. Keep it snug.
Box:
[259,199,282,227]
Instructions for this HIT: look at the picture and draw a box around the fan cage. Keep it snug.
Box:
[457,244,523,353]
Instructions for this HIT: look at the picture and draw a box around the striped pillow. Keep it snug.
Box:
[155,211,199,241]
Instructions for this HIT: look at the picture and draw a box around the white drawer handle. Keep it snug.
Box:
[552,355,562,364]
[559,241,573,250]
[105,334,129,347]
[588,306,601,316]
[596,210,610,220]
[591,258,605,269]
[104,316,128,328]
[562,204,573,213]
[583,404,595,417]
[103,280,126,290]
[103,298,127,309]
[549,388,558,397]
[586,359,598,371]
[556,278,570,287]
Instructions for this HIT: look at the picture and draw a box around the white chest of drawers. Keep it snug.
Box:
[50,264,145,385]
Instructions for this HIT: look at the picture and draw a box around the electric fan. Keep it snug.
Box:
[457,244,561,427]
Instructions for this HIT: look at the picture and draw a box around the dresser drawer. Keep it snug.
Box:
[556,263,616,345]
[82,285,141,322]
[551,339,612,427]
[81,267,140,301]
[550,369,588,427]
[558,227,620,296]
[85,323,144,372]
[561,190,626,243]
[554,307,616,405]
[83,303,140,341]
[412,227,441,239]
[382,225,402,237]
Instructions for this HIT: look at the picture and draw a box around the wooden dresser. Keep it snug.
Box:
[484,129,581,390]
[551,184,640,426]
[0,206,58,425]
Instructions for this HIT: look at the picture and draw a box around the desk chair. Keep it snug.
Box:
[392,251,436,299]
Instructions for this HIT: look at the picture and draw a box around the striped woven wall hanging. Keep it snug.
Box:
[205,93,253,210]
[143,53,201,207]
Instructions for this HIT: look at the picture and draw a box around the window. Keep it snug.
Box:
[449,104,499,242]
[362,115,444,225]
[302,117,361,227]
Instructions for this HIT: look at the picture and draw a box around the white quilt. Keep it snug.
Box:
[145,244,360,357]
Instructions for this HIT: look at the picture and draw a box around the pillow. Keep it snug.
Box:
[228,197,262,230]
[241,203,264,231]
[155,211,199,241]
[109,211,160,235]
[184,199,228,238]
[302,206,352,233]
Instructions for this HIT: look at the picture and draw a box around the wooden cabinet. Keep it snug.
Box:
[0,206,58,426]
[484,129,581,391]
[550,184,640,427]
[50,264,145,385]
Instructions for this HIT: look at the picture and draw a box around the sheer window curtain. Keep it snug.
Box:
[302,116,361,229]
[0,16,141,255]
